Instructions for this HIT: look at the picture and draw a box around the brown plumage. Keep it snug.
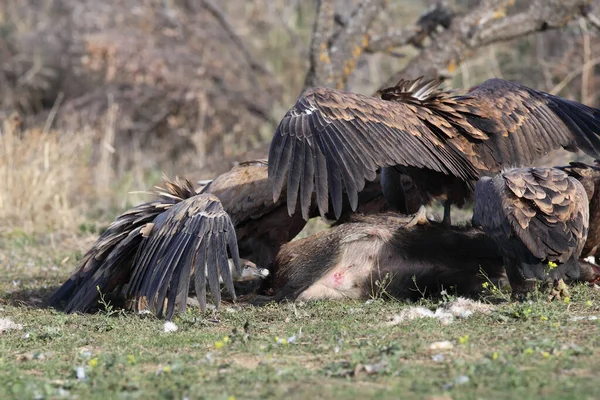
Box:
[200,160,310,271]
[201,159,387,267]
[51,160,386,319]
[127,191,241,318]
[269,77,600,223]
[556,161,600,258]
[50,178,242,318]
[472,167,589,297]
[380,166,431,215]
[271,211,507,302]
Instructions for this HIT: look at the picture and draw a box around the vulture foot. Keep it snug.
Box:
[405,206,429,228]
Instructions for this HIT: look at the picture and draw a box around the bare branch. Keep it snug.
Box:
[199,0,270,76]
[328,0,387,89]
[304,0,336,89]
[366,27,420,53]
[382,0,591,89]
[549,55,600,96]
[366,3,455,53]
[472,0,588,46]
[586,11,600,30]
[304,0,388,90]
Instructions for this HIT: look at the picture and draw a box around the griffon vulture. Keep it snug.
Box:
[268,77,600,224]
[472,167,589,299]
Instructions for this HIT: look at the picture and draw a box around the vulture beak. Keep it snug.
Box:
[230,259,270,296]
[229,259,270,282]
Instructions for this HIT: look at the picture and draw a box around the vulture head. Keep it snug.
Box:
[231,259,270,295]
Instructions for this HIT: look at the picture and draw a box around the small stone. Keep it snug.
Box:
[429,341,454,351]
[163,321,178,333]
[75,366,86,380]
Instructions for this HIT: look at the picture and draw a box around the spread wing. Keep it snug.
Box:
[49,184,186,313]
[270,77,600,221]
[268,79,481,220]
[475,168,589,263]
[461,79,600,169]
[127,193,240,320]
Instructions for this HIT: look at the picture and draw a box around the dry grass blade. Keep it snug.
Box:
[0,113,150,234]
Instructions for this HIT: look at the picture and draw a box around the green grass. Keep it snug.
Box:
[2,234,600,400]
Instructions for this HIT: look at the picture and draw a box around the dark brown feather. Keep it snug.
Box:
[556,160,600,258]
[127,193,239,319]
[269,77,600,221]
[473,167,589,294]
[49,177,199,314]
[202,159,388,270]
[200,160,310,271]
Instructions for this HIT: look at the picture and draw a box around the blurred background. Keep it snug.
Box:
[1,0,600,236]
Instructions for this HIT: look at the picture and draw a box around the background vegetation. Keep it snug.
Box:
[2,0,600,235]
[2,0,600,398]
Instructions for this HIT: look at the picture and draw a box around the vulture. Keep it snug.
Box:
[49,178,251,318]
[472,167,589,299]
[555,160,600,259]
[268,77,600,224]
[271,211,507,302]
[50,160,387,319]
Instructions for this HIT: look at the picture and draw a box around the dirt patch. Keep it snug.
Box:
[228,353,263,369]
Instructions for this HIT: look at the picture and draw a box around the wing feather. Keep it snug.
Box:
[269,84,480,219]
[193,239,207,311]
[128,193,239,319]
[50,179,194,313]
[270,77,600,220]
[462,79,600,169]
[476,168,589,264]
